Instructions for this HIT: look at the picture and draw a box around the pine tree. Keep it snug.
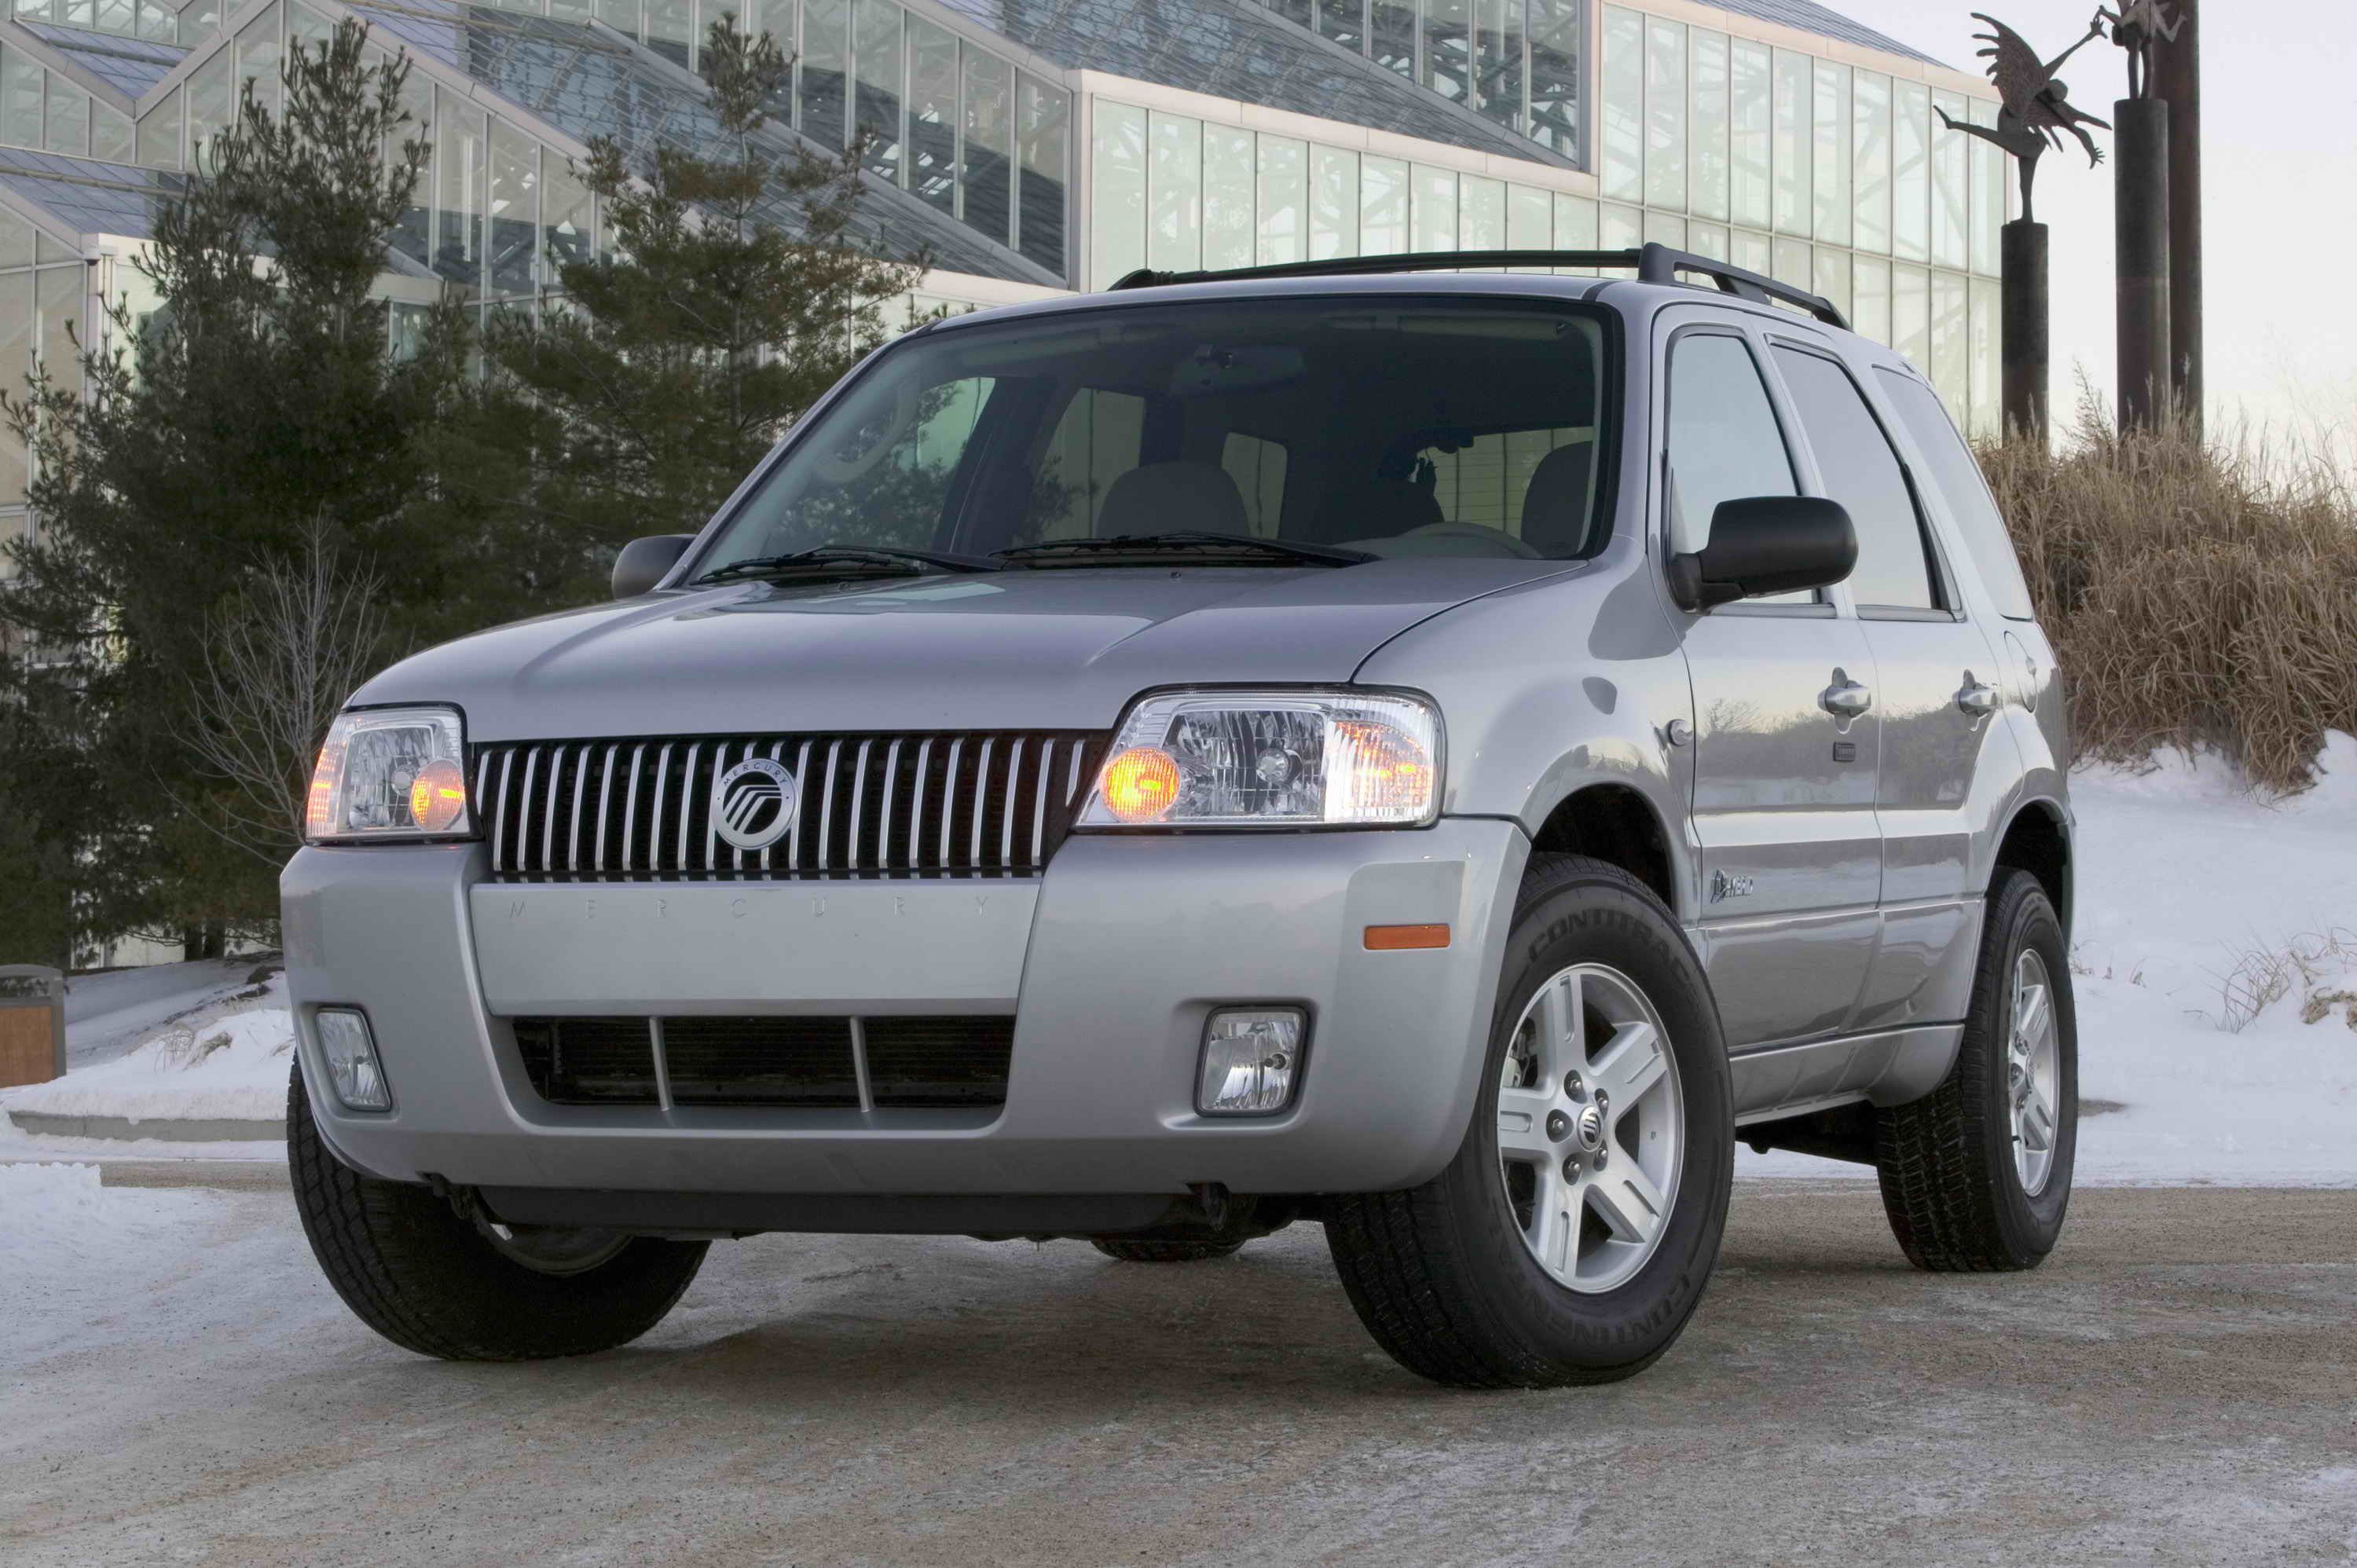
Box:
[0,20,468,947]
[445,16,925,566]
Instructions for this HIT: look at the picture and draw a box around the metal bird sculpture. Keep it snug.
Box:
[1934,13,2111,223]
[2095,1,2183,100]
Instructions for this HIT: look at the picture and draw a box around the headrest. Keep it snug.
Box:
[1095,462,1250,539]
[1520,441,1596,556]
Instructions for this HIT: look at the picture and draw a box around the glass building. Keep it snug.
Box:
[0,0,2004,568]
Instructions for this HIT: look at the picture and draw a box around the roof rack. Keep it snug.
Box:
[1105,241,1849,330]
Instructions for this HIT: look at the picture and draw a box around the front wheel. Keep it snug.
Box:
[1324,855,1733,1388]
[288,1064,709,1360]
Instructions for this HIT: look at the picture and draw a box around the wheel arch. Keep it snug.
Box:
[1991,797,2073,938]
[1527,782,1681,914]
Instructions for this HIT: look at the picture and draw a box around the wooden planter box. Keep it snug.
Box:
[0,965,66,1088]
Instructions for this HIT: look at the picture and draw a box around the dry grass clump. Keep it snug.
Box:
[1981,392,2357,791]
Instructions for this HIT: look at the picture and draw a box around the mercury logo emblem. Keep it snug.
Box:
[712,757,797,852]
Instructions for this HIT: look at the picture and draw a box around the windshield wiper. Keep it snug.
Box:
[691,545,1002,585]
[995,532,1372,568]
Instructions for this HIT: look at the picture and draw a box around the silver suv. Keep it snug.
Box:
[284,246,2076,1387]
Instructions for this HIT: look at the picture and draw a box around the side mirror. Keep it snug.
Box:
[611,535,695,599]
[1668,496,1857,611]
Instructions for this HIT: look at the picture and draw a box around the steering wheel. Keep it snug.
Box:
[806,379,922,485]
[1395,522,1544,559]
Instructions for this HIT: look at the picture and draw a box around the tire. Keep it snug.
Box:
[288,1063,709,1360]
[1323,854,1734,1389]
[1091,1237,1248,1263]
[1875,868,2077,1272]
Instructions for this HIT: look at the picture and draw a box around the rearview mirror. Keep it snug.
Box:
[1668,496,1856,611]
[612,535,695,599]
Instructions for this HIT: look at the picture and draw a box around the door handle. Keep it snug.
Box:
[1818,677,1873,719]
[1956,676,2000,716]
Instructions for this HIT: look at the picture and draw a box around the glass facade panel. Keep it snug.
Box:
[487,116,537,299]
[434,86,486,296]
[2,54,43,152]
[543,151,592,279]
[1477,0,1524,134]
[1643,16,1684,211]
[1812,245,1849,320]
[187,49,231,168]
[1689,28,1728,222]
[35,264,75,394]
[93,101,132,164]
[1969,96,2002,276]
[44,76,87,156]
[1373,0,1417,82]
[1893,260,1929,367]
[596,0,638,41]
[1688,220,1727,261]
[961,49,1013,248]
[1554,192,1596,249]
[1203,126,1254,269]
[1149,111,1204,273]
[907,16,959,216]
[643,0,691,67]
[1425,0,1472,107]
[238,4,281,123]
[1930,268,1967,414]
[1810,60,1849,246]
[1930,90,1967,269]
[1362,154,1409,254]
[1731,227,1769,276]
[1770,49,1809,237]
[1892,79,1928,261]
[852,0,903,183]
[1728,38,1769,229]
[137,0,176,40]
[1852,70,1890,255]
[1772,234,1809,289]
[135,89,180,170]
[1090,100,1146,285]
[1600,201,1640,255]
[1528,0,1580,157]
[0,271,24,507]
[1311,145,1358,259]
[1969,276,1999,436]
[1412,166,1456,252]
[1643,210,1684,250]
[1255,134,1306,266]
[1508,182,1549,250]
[801,0,849,149]
[1600,5,1641,200]
[1015,77,1069,275]
[1320,0,1365,52]
[1852,253,1890,346]
[1460,174,1504,249]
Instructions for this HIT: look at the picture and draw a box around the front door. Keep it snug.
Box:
[1664,324,1882,1048]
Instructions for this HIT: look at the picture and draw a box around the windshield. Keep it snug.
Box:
[693,299,1617,575]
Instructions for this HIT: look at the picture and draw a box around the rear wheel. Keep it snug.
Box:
[288,1064,708,1360]
[1324,855,1733,1388]
[1875,868,2077,1270]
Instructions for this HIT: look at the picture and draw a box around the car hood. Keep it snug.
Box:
[354,559,1582,741]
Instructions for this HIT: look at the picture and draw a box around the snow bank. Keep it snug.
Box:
[1,976,295,1126]
[1746,731,2357,1187]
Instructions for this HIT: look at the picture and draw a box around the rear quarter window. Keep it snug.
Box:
[1875,368,2037,621]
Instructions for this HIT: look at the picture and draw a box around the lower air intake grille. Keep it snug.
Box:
[508,1016,1017,1110]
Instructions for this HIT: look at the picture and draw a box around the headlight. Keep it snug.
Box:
[305,706,475,843]
[1078,689,1441,829]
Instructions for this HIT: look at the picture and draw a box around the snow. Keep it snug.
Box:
[0,1162,248,1365]
[1743,731,2357,1187]
[0,976,295,1127]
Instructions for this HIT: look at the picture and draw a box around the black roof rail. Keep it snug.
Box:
[1105,241,1849,330]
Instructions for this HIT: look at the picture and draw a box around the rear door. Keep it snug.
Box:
[1766,343,2013,1030]
[1664,319,1882,1048]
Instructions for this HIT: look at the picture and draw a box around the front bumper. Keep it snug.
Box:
[281,819,1526,1203]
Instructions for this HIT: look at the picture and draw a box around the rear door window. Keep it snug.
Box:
[1875,368,2036,619]
[1772,346,1940,611]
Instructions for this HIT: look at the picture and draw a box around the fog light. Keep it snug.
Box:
[316,1009,392,1111]
[1198,1009,1304,1116]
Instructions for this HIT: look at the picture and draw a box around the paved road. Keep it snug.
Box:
[5,1174,2352,1566]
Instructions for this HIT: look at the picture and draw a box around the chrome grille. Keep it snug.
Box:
[475,731,1103,881]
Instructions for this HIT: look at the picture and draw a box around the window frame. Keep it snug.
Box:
[1762,334,1962,621]
[1657,317,1832,619]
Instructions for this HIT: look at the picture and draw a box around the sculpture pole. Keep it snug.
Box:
[2000,220,2048,443]
[2113,97,2170,429]
[2149,0,2200,430]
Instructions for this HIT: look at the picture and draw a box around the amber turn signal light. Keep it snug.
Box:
[1363,923,1450,951]
[1100,745,1182,823]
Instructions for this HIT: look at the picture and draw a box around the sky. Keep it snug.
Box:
[1828,0,2357,459]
